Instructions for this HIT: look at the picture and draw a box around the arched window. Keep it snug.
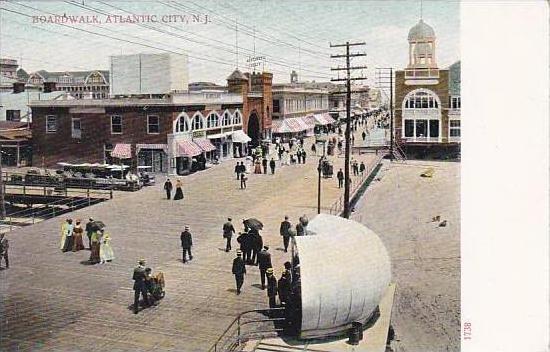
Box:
[191,113,204,130]
[233,110,242,125]
[175,113,190,133]
[207,112,219,128]
[223,111,232,126]
[403,89,439,109]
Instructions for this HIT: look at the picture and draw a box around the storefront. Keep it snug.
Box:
[231,130,251,158]
[174,139,202,175]
[206,131,233,161]
[136,144,168,173]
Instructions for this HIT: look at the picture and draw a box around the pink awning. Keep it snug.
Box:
[175,140,202,157]
[111,143,131,159]
[136,143,168,154]
[193,138,216,152]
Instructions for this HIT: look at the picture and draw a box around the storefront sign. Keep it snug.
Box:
[193,131,206,138]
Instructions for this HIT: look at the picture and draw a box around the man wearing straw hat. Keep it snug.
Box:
[132,259,150,314]
[180,226,193,264]
[266,268,278,308]
[232,250,246,295]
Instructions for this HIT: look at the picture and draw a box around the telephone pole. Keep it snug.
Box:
[376,68,394,161]
[330,42,367,219]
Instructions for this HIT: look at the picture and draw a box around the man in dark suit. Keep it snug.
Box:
[262,157,268,174]
[164,178,173,200]
[250,228,263,265]
[257,246,272,290]
[133,259,150,314]
[269,158,276,174]
[337,168,344,188]
[279,216,292,252]
[223,218,235,252]
[266,268,278,308]
[237,231,252,264]
[232,250,246,294]
[180,226,193,263]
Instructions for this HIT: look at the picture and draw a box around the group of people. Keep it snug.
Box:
[59,218,115,265]
[132,258,165,314]
[279,215,309,252]
[0,233,9,269]
[163,178,184,200]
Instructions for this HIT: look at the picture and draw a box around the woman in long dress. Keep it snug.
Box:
[89,230,101,264]
[99,233,115,264]
[59,219,69,251]
[62,219,74,252]
[72,220,85,251]
[173,179,184,200]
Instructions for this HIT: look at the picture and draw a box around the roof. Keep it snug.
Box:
[29,70,110,83]
[17,68,29,81]
[293,214,391,339]
[408,19,436,42]
[0,121,28,130]
[0,125,31,142]
[227,69,248,81]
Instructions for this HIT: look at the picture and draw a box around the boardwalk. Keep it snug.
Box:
[0,133,379,352]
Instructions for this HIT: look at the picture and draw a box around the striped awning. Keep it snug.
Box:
[313,113,336,125]
[301,115,316,129]
[136,143,168,154]
[193,138,217,152]
[175,140,202,157]
[111,143,131,159]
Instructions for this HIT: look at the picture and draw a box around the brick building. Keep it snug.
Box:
[29,92,244,175]
[394,19,461,157]
[227,69,273,147]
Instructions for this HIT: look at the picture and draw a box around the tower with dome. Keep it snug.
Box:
[394,18,461,158]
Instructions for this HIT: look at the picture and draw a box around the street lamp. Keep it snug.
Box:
[317,156,323,214]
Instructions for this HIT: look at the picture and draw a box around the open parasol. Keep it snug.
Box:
[89,220,106,232]
[243,218,263,231]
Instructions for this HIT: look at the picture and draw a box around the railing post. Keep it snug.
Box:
[237,316,241,346]
[110,189,113,199]
[9,217,12,231]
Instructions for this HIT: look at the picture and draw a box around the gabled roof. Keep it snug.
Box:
[28,70,110,83]
[16,68,29,81]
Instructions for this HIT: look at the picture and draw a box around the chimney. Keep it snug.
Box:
[43,81,57,93]
[13,82,25,94]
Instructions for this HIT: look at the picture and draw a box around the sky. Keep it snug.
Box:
[0,0,460,86]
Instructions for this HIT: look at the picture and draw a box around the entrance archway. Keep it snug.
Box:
[247,112,261,148]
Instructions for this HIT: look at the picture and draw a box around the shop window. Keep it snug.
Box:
[6,110,21,121]
[71,118,81,139]
[148,115,160,134]
[415,120,427,137]
[450,120,461,137]
[46,115,57,133]
[429,120,439,138]
[404,120,414,137]
[111,115,122,134]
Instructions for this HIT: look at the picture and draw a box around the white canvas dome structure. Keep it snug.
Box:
[291,214,391,339]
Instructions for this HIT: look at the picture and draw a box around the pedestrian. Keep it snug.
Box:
[239,161,246,178]
[279,216,292,252]
[173,179,184,200]
[296,215,309,236]
[250,228,263,266]
[266,268,278,308]
[72,219,85,252]
[297,150,302,164]
[180,225,193,263]
[237,230,252,264]
[0,233,9,269]
[262,157,268,174]
[257,246,272,290]
[278,147,283,160]
[99,232,115,264]
[62,219,74,253]
[85,218,94,250]
[234,162,240,179]
[360,161,366,175]
[311,143,317,156]
[302,149,307,164]
[362,131,366,141]
[164,178,173,200]
[240,173,248,189]
[232,250,246,294]
[89,228,101,264]
[269,158,276,174]
[353,161,359,176]
[289,139,294,150]
[337,168,344,188]
[132,259,150,314]
[278,270,291,306]
[223,218,235,252]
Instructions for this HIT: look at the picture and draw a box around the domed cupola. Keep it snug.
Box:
[407,19,437,69]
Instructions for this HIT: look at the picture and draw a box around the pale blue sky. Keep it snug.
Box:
[0,0,460,85]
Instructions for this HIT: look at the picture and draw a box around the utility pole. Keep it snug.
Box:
[0,150,5,220]
[331,42,367,219]
[376,67,394,161]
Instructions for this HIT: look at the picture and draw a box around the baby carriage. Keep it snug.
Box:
[145,270,166,301]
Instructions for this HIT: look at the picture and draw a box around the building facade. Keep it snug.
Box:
[227,69,273,147]
[0,58,18,79]
[272,85,329,120]
[29,92,244,175]
[394,19,461,155]
[25,70,110,99]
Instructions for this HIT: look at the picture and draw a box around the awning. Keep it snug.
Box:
[136,143,168,154]
[232,130,251,143]
[175,140,202,157]
[193,138,217,152]
[314,113,336,125]
[207,131,232,139]
[273,118,307,134]
[111,143,132,159]
[301,115,317,129]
